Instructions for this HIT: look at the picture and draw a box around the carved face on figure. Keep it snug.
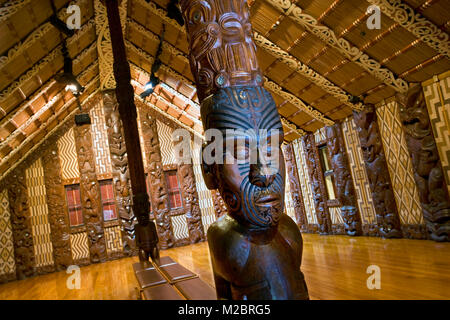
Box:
[201,86,285,229]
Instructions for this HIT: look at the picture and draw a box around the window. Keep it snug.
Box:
[65,184,83,227]
[318,146,337,200]
[99,180,117,221]
[165,170,183,210]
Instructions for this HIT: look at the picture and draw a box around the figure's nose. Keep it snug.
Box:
[249,161,276,188]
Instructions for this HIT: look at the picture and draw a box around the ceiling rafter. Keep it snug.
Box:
[263,0,409,93]
[127,5,331,127]
[367,0,449,59]
[0,86,100,180]
[253,32,363,110]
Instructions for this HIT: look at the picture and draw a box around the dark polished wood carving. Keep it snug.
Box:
[178,163,206,243]
[103,90,137,255]
[182,0,308,300]
[398,84,450,242]
[8,171,35,280]
[180,0,263,101]
[137,105,174,250]
[42,143,73,270]
[284,144,308,232]
[74,123,108,263]
[303,134,331,235]
[212,190,227,218]
[326,124,362,236]
[353,105,402,238]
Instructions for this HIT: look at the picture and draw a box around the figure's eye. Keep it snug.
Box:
[234,145,249,160]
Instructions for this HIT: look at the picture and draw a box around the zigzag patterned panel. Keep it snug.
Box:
[57,128,80,181]
[191,141,217,235]
[376,101,424,225]
[69,232,90,262]
[423,77,450,195]
[25,158,54,267]
[0,189,15,277]
[329,207,344,225]
[156,120,176,166]
[90,101,112,175]
[171,214,190,240]
[292,139,317,225]
[341,118,377,226]
[104,226,123,254]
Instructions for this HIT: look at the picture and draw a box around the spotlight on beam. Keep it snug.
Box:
[140,74,160,99]
[55,46,85,96]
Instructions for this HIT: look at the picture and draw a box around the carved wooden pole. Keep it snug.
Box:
[398,84,450,242]
[103,90,137,255]
[284,143,308,232]
[104,0,159,260]
[353,105,402,238]
[326,123,362,236]
[304,134,332,234]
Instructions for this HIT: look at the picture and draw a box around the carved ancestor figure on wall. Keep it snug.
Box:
[181,0,308,300]
[398,84,450,242]
[353,106,402,238]
[326,124,362,236]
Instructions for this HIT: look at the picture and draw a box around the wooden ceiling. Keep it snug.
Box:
[0,0,449,178]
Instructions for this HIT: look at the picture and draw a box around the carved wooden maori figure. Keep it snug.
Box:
[74,123,107,263]
[42,144,73,271]
[303,134,331,235]
[181,0,308,300]
[103,90,137,255]
[137,105,174,249]
[179,163,206,243]
[212,190,227,218]
[326,123,362,236]
[398,84,450,242]
[8,171,35,280]
[284,143,308,232]
[353,105,402,238]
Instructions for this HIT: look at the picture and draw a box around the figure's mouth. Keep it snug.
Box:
[255,193,281,207]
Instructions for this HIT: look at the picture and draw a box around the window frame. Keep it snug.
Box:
[317,145,338,201]
[64,184,84,228]
[164,170,184,210]
[99,179,118,222]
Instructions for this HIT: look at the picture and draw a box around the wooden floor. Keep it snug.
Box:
[0,233,449,300]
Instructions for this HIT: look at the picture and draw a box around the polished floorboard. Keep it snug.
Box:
[0,233,449,300]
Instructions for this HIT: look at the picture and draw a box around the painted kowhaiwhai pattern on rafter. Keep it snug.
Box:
[25,158,54,267]
[292,139,318,225]
[90,100,112,175]
[423,77,450,195]
[57,128,80,181]
[0,189,15,276]
[376,101,424,225]
[342,118,377,225]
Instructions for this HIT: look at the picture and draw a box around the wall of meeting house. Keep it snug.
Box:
[1,73,450,283]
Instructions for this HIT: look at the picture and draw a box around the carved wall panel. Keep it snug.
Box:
[8,171,35,280]
[156,120,177,166]
[170,215,190,240]
[191,141,218,233]
[353,106,403,238]
[90,100,113,176]
[57,128,81,182]
[180,0,263,101]
[284,175,297,222]
[25,158,54,271]
[0,189,16,282]
[423,77,450,196]
[74,123,107,263]
[42,143,73,271]
[399,84,450,242]
[292,139,318,229]
[103,90,136,256]
[326,123,363,236]
[283,144,308,231]
[376,99,426,239]
[178,163,206,243]
[341,118,378,236]
[304,134,331,234]
[104,226,123,256]
[137,107,174,249]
